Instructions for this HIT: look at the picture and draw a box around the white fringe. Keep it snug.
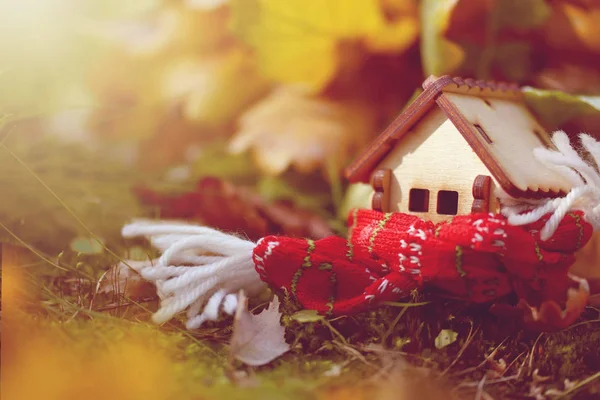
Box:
[501,132,600,240]
[121,220,266,329]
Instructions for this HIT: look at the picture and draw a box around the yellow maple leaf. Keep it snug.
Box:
[230,0,418,92]
[420,0,464,76]
[229,86,375,175]
[366,0,420,53]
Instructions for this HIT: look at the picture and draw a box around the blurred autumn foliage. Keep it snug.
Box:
[2,2,600,399]
[0,0,599,281]
[2,0,599,176]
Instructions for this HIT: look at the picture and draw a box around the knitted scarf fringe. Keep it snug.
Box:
[122,131,600,329]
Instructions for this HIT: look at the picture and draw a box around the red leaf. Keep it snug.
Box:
[135,177,334,241]
[492,276,590,331]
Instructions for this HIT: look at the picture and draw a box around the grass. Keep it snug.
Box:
[2,127,600,400]
[5,242,600,400]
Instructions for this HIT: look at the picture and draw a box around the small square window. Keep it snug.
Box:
[437,190,459,215]
[409,188,429,212]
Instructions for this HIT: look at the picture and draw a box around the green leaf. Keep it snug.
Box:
[189,140,258,182]
[523,88,600,129]
[127,246,150,261]
[338,183,373,221]
[434,329,458,349]
[70,237,104,255]
[290,310,324,323]
[257,176,328,211]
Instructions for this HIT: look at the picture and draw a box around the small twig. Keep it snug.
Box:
[554,371,600,399]
[382,306,409,343]
[516,354,528,379]
[528,333,545,374]
[94,296,158,312]
[502,350,527,377]
[323,319,348,346]
[481,392,496,400]
[455,374,520,388]
[475,375,487,400]
[364,359,398,383]
[442,321,478,376]
[334,342,380,372]
[452,337,508,377]
[361,345,438,366]
[559,318,600,331]
[0,222,69,272]
[327,315,348,323]
[65,310,80,324]
[89,268,111,311]
[250,301,270,313]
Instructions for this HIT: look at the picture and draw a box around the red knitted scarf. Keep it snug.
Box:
[120,209,596,331]
[254,209,592,321]
[122,132,600,331]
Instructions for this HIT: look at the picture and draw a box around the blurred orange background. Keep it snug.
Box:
[1,1,600,398]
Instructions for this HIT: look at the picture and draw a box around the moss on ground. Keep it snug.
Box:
[4,243,600,400]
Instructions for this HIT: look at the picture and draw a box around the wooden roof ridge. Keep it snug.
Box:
[345,75,566,199]
[345,75,524,185]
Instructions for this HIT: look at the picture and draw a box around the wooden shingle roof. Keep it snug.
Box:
[344,75,571,199]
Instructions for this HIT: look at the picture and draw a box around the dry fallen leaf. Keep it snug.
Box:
[230,292,290,366]
[97,262,157,302]
[135,177,334,241]
[492,275,591,331]
[229,86,375,175]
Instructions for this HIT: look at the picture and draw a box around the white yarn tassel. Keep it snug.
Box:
[121,220,266,329]
[502,132,600,240]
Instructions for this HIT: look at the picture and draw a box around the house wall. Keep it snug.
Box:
[372,107,499,223]
[442,92,573,194]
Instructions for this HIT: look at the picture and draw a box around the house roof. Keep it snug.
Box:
[344,75,570,199]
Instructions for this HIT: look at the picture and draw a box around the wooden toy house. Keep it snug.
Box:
[345,75,573,223]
